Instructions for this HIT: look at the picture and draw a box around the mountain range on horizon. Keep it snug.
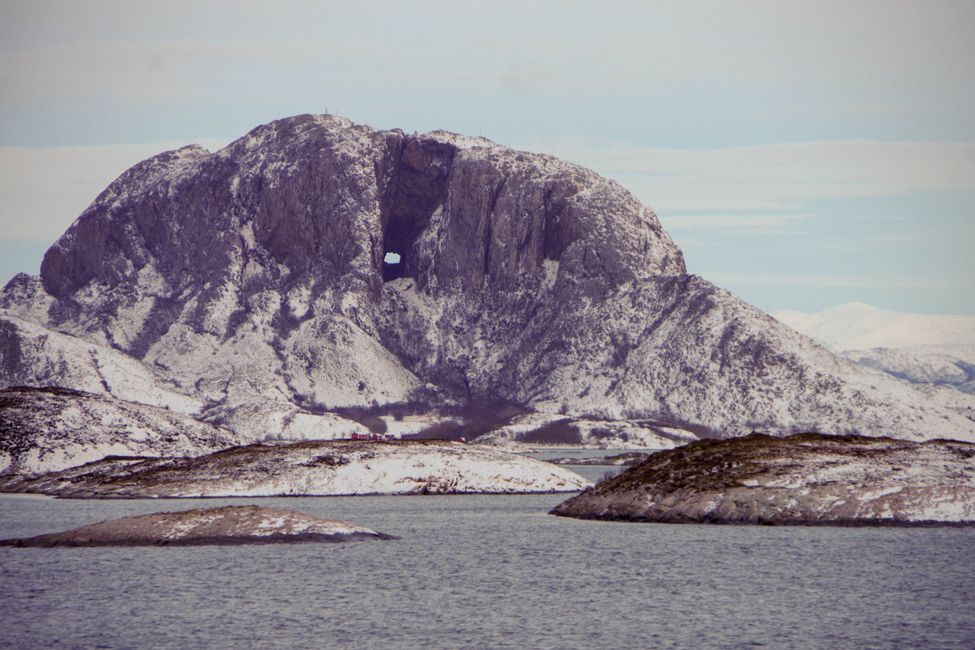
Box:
[774,302,975,396]
[1,113,972,454]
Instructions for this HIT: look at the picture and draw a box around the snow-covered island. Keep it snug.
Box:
[0,505,393,547]
[0,439,591,498]
[550,433,975,526]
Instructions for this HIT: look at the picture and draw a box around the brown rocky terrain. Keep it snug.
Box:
[0,505,394,547]
[550,433,975,526]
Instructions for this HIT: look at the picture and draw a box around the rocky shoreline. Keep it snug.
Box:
[551,433,975,526]
[1,439,591,498]
[0,505,394,547]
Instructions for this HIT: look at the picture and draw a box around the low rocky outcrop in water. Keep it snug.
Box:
[0,505,392,547]
[0,439,591,498]
[550,433,975,526]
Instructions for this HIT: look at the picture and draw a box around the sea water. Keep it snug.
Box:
[1,483,974,648]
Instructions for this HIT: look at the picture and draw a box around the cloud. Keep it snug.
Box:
[514,137,975,217]
[705,271,931,290]
[663,213,812,235]
[0,39,303,105]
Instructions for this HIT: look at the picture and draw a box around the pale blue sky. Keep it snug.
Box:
[1,0,973,313]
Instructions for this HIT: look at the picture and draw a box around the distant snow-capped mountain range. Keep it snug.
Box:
[773,303,975,394]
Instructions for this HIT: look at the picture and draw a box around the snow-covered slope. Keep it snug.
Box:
[0,439,592,497]
[1,114,972,443]
[0,313,201,414]
[773,303,975,350]
[0,386,243,476]
[551,433,975,525]
[774,303,975,395]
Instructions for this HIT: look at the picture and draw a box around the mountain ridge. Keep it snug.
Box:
[1,114,972,444]
[774,303,975,395]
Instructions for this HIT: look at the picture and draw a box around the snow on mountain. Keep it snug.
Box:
[774,303,975,395]
[773,303,975,350]
[0,386,243,476]
[1,114,973,445]
[0,311,202,414]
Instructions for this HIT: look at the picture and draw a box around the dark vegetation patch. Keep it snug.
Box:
[548,451,651,466]
[299,453,350,468]
[517,419,583,445]
[332,401,435,434]
[594,432,927,495]
[406,402,530,442]
[330,400,529,441]
[0,320,23,377]
[2,385,91,398]
[0,386,102,459]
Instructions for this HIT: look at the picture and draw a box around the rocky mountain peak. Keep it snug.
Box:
[1,114,972,443]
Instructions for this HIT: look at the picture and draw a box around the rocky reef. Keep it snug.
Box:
[0,505,393,547]
[550,433,975,526]
[0,439,592,497]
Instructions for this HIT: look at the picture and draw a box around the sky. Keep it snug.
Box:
[1,0,973,314]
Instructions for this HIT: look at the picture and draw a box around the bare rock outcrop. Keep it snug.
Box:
[550,433,975,526]
[0,505,393,547]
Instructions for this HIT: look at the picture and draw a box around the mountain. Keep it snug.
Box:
[773,303,975,395]
[2,114,973,444]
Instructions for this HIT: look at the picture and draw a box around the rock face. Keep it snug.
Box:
[550,433,975,526]
[0,505,392,547]
[0,439,592,497]
[0,386,243,476]
[1,114,973,443]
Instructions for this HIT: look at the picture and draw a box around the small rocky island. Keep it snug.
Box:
[0,439,591,498]
[550,433,975,526]
[0,505,393,547]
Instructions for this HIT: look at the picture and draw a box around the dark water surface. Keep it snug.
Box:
[2,490,974,649]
